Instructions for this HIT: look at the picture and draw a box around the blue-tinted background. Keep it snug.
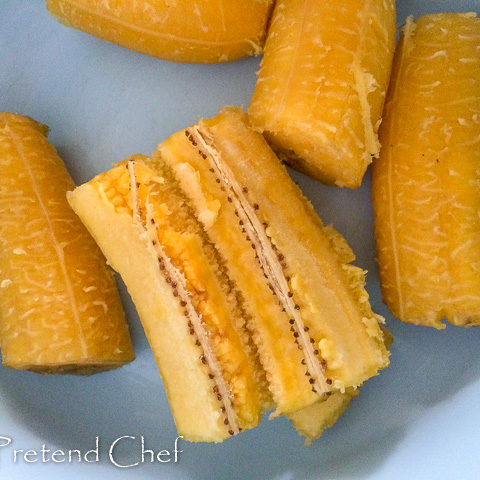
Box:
[1,1,480,479]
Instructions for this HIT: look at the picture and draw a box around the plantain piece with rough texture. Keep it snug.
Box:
[248,0,396,188]
[372,13,480,329]
[0,113,134,374]
[45,0,274,64]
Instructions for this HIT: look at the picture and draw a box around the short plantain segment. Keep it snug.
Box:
[372,13,480,329]
[248,0,396,188]
[69,107,390,442]
[0,113,135,374]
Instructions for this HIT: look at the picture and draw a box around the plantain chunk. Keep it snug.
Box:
[157,107,389,413]
[0,113,134,374]
[372,13,480,328]
[287,389,358,446]
[45,0,274,64]
[248,0,396,188]
[68,155,265,442]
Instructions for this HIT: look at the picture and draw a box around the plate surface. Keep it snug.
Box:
[1,1,480,479]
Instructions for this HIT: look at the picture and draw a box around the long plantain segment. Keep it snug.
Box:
[372,13,480,329]
[0,113,134,374]
[69,107,389,442]
[69,155,267,441]
[45,0,274,64]
[185,125,329,403]
[248,0,396,188]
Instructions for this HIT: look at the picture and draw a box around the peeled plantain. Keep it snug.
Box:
[372,13,480,328]
[45,0,274,64]
[0,113,134,374]
[248,0,396,188]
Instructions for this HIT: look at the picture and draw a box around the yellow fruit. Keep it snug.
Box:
[45,0,274,64]
[288,389,358,446]
[289,326,392,444]
[372,13,480,328]
[248,0,396,188]
[0,113,134,373]
[68,154,265,442]
[157,107,389,411]
[68,107,389,442]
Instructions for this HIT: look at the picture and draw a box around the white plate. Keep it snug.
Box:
[1,1,480,479]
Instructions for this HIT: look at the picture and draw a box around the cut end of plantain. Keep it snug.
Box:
[288,389,359,446]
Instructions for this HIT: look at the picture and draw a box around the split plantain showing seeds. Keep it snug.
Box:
[0,113,135,374]
[69,107,389,442]
[45,0,274,64]
[69,154,268,441]
[248,0,396,188]
[289,326,392,445]
[372,13,480,329]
